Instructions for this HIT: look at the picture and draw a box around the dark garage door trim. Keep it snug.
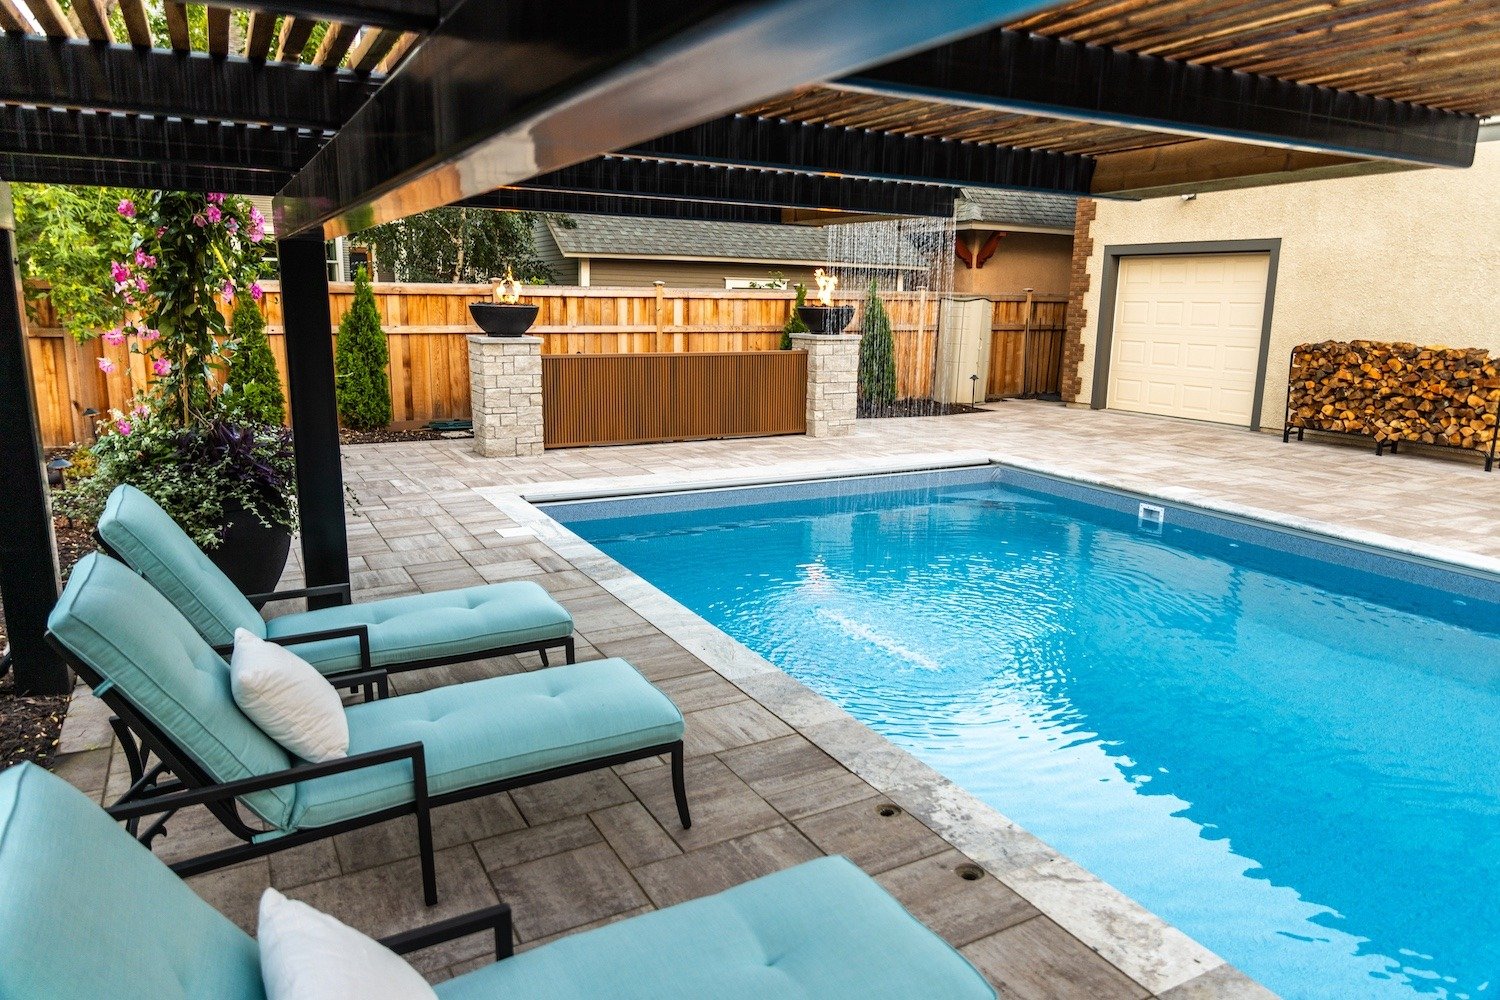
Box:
[1090,239,1282,430]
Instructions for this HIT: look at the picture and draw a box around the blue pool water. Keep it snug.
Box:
[546,468,1500,1000]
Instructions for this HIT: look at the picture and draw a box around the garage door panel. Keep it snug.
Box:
[1108,252,1269,426]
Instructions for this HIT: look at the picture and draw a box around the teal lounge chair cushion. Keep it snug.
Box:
[96,483,266,647]
[435,855,996,1000]
[47,553,297,829]
[291,658,683,828]
[264,582,573,675]
[0,763,266,1000]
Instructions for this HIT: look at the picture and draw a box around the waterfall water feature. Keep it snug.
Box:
[822,213,960,418]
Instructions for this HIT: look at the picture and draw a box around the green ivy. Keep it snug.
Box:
[334,267,393,430]
[857,280,898,410]
[781,282,811,350]
[12,184,135,340]
[223,297,286,426]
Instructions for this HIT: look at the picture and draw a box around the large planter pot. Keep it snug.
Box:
[205,496,293,605]
[469,302,539,337]
[796,304,856,334]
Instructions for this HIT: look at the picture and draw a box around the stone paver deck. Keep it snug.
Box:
[52,403,1500,998]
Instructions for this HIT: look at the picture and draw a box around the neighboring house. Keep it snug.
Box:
[952,188,1077,297]
[532,189,1077,292]
[1061,136,1500,433]
[249,195,360,281]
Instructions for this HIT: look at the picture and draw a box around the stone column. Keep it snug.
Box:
[468,335,544,457]
[792,332,859,438]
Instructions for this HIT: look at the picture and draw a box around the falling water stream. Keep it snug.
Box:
[823,213,959,418]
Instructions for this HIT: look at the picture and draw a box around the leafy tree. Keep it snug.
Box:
[857,280,897,411]
[12,184,136,339]
[780,282,810,350]
[223,297,286,426]
[360,207,557,283]
[334,267,392,429]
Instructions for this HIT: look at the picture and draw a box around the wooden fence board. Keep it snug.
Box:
[27,283,1064,445]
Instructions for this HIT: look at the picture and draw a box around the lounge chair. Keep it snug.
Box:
[0,762,996,1000]
[95,484,575,679]
[46,552,689,905]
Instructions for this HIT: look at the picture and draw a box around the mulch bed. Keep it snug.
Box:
[339,427,450,445]
[0,517,95,769]
[858,400,985,419]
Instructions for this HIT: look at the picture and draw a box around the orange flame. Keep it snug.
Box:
[496,266,522,304]
[813,268,837,306]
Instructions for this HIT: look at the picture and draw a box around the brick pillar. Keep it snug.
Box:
[468,335,544,457]
[1059,198,1097,404]
[792,332,858,438]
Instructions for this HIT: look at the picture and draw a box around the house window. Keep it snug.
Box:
[724,276,788,289]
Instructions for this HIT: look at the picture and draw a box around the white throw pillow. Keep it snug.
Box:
[230,628,349,763]
[258,887,438,1000]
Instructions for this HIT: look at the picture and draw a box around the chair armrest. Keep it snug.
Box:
[248,582,353,606]
[326,667,390,700]
[215,624,374,678]
[105,741,425,823]
[380,903,514,961]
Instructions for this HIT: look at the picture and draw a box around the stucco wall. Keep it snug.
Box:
[952,231,1073,297]
[1075,142,1500,429]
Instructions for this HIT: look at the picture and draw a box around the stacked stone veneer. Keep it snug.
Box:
[468,335,543,457]
[792,332,858,438]
[1059,198,1097,403]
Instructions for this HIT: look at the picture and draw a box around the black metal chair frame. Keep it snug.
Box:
[94,534,579,673]
[47,634,690,907]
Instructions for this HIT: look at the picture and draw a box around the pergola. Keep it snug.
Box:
[2,0,1496,693]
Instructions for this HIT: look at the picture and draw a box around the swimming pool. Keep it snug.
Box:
[544,466,1499,1000]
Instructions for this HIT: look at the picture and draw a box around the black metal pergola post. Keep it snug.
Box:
[278,230,349,610]
[0,180,68,694]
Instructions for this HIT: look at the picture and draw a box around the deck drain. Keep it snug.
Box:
[954,863,985,882]
[875,803,903,818]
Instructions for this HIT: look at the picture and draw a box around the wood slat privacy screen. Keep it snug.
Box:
[542,351,808,448]
[26,283,1064,446]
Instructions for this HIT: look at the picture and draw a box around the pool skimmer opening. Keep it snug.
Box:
[955,863,985,882]
[875,803,902,818]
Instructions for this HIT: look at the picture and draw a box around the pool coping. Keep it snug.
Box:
[474,449,1306,999]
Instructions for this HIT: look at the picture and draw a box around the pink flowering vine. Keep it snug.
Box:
[115,419,132,435]
[152,357,172,376]
[102,328,125,346]
[222,281,236,303]
[97,357,116,374]
[206,205,222,224]
[117,199,135,218]
[249,282,264,302]
[140,328,160,342]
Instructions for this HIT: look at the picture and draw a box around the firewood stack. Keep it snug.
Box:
[1287,340,1500,452]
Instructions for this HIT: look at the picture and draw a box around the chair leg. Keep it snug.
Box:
[416,802,437,906]
[564,636,576,664]
[538,647,550,668]
[670,742,691,829]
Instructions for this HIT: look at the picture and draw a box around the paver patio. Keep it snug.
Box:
[51,402,1500,999]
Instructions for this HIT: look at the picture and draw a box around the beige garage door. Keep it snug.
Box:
[1107,253,1269,426]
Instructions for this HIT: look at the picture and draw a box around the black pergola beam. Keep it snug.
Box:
[277,0,1051,237]
[226,0,437,31]
[521,158,961,217]
[622,115,1094,193]
[459,188,795,224]
[0,35,376,130]
[0,154,286,195]
[836,27,1479,169]
[0,108,323,175]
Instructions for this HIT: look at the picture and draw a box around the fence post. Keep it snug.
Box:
[653,281,666,352]
[1021,287,1035,396]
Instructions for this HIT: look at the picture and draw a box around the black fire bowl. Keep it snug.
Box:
[469,302,539,337]
[796,304,856,335]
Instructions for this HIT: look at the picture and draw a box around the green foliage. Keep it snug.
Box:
[780,283,811,350]
[360,207,554,283]
[13,184,136,339]
[223,298,286,426]
[54,405,297,549]
[334,267,393,430]
[857,280,897,410]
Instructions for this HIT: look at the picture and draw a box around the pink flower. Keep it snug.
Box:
[117,199,135,218]
[221,281,236,303]
[156,226,166,237]
[110,260,130,284]
[192,213,206,227]
[134,249,156,268]
[115,419,132,435]
[205,205,222,224]
[225,218,239,235]
[151,358,172,376]
[102,328,126,346]
[97,357,116,374]
[207,192,226,205]
[133,404,149,418]
[134,276,149,294]
[249,282,263,302]
[140,328,160,342]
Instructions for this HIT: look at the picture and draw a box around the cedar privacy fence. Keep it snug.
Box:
[25,282,1066,447]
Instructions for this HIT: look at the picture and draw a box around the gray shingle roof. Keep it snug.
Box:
[955,189,1077,230]
[545,215,925,267]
